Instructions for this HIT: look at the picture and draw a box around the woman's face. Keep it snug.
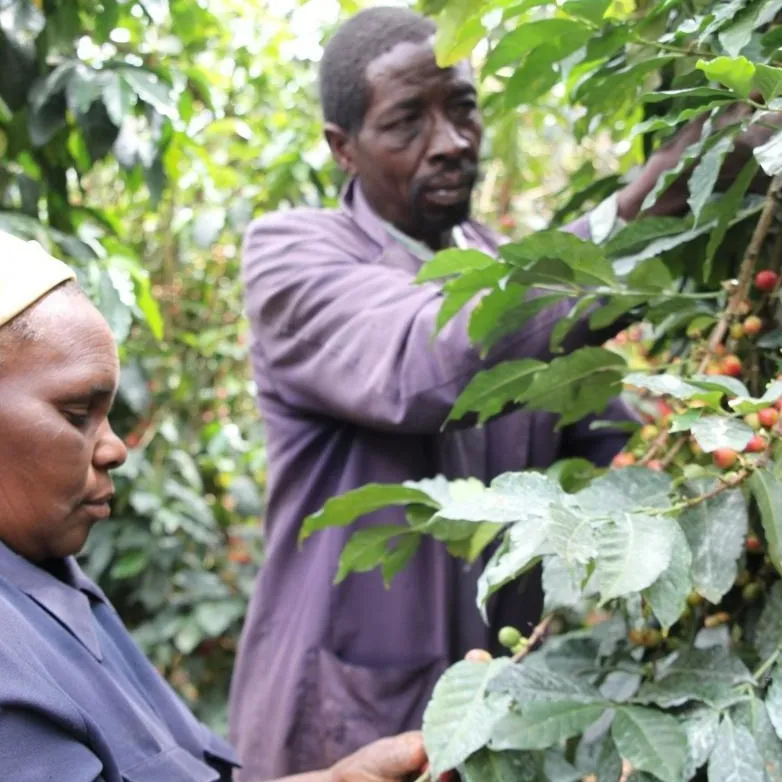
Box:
[0,287,127,562]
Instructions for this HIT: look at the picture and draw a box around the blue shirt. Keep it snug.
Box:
[0,541,239,781]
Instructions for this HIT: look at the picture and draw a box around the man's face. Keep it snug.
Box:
[328,39,482,246]
[0,288,127,562]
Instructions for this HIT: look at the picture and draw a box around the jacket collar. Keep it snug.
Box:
[340,177,498,270]
[0,540,106,661]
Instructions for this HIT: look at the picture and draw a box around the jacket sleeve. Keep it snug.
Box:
[242,212,611,434]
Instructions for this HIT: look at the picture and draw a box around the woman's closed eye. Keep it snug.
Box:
[63,409,90,429]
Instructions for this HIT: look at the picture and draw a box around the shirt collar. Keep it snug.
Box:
[340,176,469,261]
[0,541,106,660]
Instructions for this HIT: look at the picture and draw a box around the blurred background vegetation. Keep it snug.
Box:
[0,0,639,733]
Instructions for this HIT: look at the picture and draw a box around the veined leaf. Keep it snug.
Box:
[690,415,754,453]
[592,511,677,601]
[611,705,687,782]
[334,525,411,583]
[299,484,440,542]
[679,480,748,603]
[697,56,755,98]
[448,359,545,425]
[642,519,692,630]
[489,701,607,750]
[417,248,497,283]
[729,380,782,414]
[687,132,739,225]
[766,670,782,742]
[500,230,616,286]
[635,648,752,710]
[749,469,782,578]
[756,131,782,177]
[707,715,766,782]
[460,748,539,782]
[680,707,721,781]
[519,347,626,427]
[422,658,512,777]
[757,582,782,662]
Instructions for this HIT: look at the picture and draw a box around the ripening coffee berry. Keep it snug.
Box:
[640,424,659,442]
[746,534,763,553]
[743,315,763,336]
[758,407,779,428]
[730,322,745,340]
[498,626,522,649]
[755,270,779,293]
[713,448,739,469]
[704,611,730,629]
[687,591,704,606]
[745,434,768,453]
[742,582,763,602]
[720,355,743,378]
[642,629,663,647]
[612,452,636,468]
[647,459,663,471]
[745,413,762,431]
[628,629,645,645]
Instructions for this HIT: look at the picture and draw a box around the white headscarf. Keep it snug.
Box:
[0,231,76,328]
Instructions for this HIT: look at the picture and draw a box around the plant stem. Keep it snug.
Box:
[753,642,782,681]
[699,174,782,372]
[512,614,554,663]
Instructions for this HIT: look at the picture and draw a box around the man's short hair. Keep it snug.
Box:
[319,6,437,134]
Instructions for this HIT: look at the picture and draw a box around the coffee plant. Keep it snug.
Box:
[303,1,782,779]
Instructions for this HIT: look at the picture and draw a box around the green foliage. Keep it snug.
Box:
[306,0,782,777]
[1,0,344,732]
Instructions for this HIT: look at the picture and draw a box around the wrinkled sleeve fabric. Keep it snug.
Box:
[0,708,103,782]
[0,638,104,782]
[243,212,609,435]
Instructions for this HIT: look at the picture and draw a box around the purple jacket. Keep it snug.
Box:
[229,180,632,780]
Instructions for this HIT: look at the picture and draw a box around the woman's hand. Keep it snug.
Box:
[329,731,427,782]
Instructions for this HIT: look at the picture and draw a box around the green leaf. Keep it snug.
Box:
[680,707,721,781]
[728,380,782,414]
[690,374,750,399]
[679,480,748,603]
[446,522,504,564]
[766,670,782,742]
[642,519,692,630]
[484,19,590,74]
[732,698,782,782]
[542,556,588,613]
[756,131,782,176]
[502,230,616,287]
[757,582,782,662]
[753,64,782,103]
[504,47,561,109]
[749,469,782,578]
[623,372,702,400]
[636,648,753,710]
[417,248,497,283]
[438,265,508,333]
[334,525,410,583]
[705,160,761,276]
[299,484,440,542]
[592,511,678,602]
[489,701,607,750]
[422,658,512,777]
[670,408,704,433]
[460,748,539,782]
[690,415,754,453]
[381,532,421,587]
[477,519,551,609]
[102,72,137,127]
[611,706,687,782]
[519,347,626,428]
[563,0,612,23]
[546,503,598,566]
[687,133,738,225]
[707,715,766,782]
[110,549,148,579]
[448,359,546,425]
[117,66,176,118]
[697,56,756,98]
[718,0,782,57]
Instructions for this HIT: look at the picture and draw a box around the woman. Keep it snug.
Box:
[0,231,428,781]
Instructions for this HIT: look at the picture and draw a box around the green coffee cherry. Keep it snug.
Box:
[498,626,522,649]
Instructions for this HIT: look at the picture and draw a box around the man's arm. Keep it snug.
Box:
[243,213,614,436]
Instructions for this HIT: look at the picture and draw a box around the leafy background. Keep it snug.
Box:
[1,0,626,734]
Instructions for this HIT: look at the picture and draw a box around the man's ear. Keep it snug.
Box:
[325,122,358,176]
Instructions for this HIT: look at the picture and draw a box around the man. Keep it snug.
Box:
[0,232,430,782]
[229,7,761,780]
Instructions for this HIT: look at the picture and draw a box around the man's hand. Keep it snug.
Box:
[616,102,781,222]
[330,731,427,782]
